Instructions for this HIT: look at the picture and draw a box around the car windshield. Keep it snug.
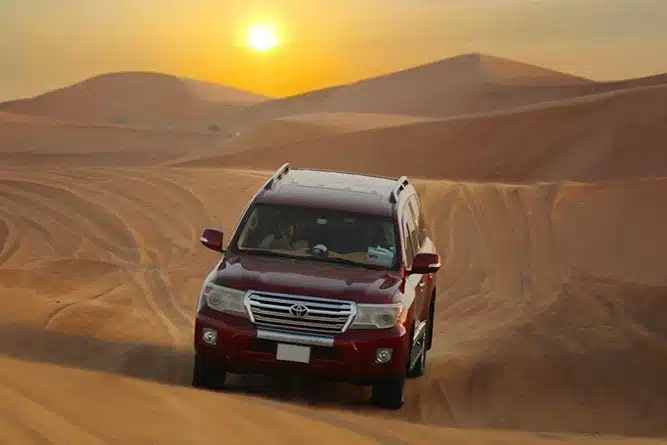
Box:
[234,203,399,269]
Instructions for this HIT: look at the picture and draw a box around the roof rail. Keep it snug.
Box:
[388,176,409,203]
[297,167,397,182]
[263,163,291,190]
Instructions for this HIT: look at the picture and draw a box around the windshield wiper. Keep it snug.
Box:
[240,248,387,269]
[240,248,298,260]
[308,255,385,270]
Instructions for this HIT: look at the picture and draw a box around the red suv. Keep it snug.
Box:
[192,164,441,409]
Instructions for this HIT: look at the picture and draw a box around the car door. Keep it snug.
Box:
[401,198,427,326]
[408,194,436,305]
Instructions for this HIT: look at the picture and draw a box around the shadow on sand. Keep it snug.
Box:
[0,322,440,445]
[0,323,373,410]
[3,315,667,440]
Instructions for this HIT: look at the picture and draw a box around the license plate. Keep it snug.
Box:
[276,343,311,363]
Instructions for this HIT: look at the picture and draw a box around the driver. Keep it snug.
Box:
[259,219,307,250]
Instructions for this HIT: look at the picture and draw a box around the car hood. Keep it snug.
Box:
[211,252,403,303]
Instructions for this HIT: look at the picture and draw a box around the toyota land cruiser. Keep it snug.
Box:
[192,163,441,409]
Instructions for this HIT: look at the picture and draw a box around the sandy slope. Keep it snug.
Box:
[0,72,268,131]
[218,54,592,127]
[0,125,222,166]
[204,53,667,132]
[168,113,440,166]
[276,112,438,131]
[180,83,667,181]
[1,165,667,444]
[4,53,664,157]
[0,111,64,124]
[2,53,667,444]
[0,109,231,166]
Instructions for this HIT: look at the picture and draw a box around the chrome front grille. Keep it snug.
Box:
[245,291,356,335]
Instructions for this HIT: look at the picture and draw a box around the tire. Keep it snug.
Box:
[371,376,406,409]
[191,353,228,390]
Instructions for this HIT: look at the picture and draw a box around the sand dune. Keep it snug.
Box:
[2,54,667,445]
[208,53,667,131]
[210,119,338,153]
[0,116,223,165]
[407,177,667,434]
[225,53,592,122]
[3,53,664,161]
[163,119,346,167]
[1,167,666,443]
[181,83,667,181]
[168,112,439,166]
[179,76,270,104]
[0,72,267,131]
[0,111,64,125]
[0,108,433,166]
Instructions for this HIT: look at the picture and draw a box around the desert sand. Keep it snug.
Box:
[1,53,667,444]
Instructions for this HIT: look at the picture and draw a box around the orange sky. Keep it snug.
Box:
[1,0,666,101]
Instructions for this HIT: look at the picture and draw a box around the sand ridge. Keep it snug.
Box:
[1,53,667,444]
[178,82,667,181]
[0,72,268,132]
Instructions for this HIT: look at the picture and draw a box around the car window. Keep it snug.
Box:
[402,204,418,266]
[406,197,421,251]
[407,195,426,247]
[234,203,399,269]
[403,222,415,266]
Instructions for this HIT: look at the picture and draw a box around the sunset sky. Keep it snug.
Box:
[1,0,666,101]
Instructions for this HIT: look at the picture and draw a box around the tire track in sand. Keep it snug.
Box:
[126,268,188,345]
[41,280,126,330]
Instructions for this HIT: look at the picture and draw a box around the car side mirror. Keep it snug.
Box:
[409,252,441,275]
[200,228,225,253]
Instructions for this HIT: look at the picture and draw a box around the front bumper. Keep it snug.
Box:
[193,307,410,385]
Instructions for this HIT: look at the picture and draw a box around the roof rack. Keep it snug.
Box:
[388,176,409,203]
[297,167,396,182]
[263,163,291,190]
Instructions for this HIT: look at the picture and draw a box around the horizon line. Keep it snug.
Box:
[2,51,666,105]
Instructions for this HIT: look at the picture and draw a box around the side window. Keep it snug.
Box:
[416,196,427,244]
[402,203,419,266]
[403,222,414,266]
[406,196,423,250]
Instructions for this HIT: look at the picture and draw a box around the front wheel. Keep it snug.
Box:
[371,376,406,409]
[191,353,228,390]
[407,316,430,379]
[407,330,428,378]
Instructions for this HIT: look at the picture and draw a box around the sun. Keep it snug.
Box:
[247,24,278,52]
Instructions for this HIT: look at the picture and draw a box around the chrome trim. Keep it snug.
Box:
[389,175,410,203]
[410,320,429,369]
[413,319,427,342]
[244,289,357,335]
[256,329,334,347]
[262,162,291,190]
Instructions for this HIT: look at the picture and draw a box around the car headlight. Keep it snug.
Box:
[202,283,248,318]
[349,302,403,329]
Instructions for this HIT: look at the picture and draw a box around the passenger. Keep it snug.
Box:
[259,218,308,250]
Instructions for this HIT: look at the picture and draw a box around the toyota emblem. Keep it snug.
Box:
[288,303,309,318]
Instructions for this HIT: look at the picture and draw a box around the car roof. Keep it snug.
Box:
[253,164,412,217]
